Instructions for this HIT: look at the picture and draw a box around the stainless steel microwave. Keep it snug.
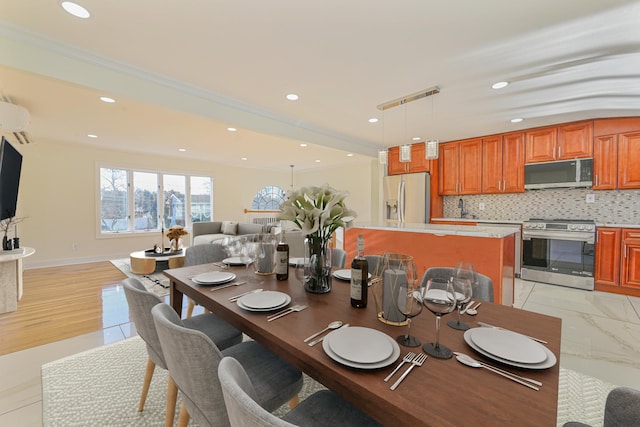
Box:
[524,158,593,190]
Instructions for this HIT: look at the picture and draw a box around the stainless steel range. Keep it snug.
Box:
[521,218,595,290]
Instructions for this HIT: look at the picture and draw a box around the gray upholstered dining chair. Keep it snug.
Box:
[563,386,640,427]
[152,303,303,427]
[332,248,347,268]
[122,277,242,425]
[218,356,383,427]
[364,255,384,277]
[419,267,494,302]
[184,244,228,318]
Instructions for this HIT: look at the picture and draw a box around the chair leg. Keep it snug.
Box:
[186,299,195,318]
[165,375,178,427]
[177,403,190,427]
[138,357,156,411]
[288,395,300,409]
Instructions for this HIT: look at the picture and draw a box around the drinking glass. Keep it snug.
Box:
[446,276,473,330]
[393,277,424,347]
[422,277,456,359]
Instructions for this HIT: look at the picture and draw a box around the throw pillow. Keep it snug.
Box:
[222,221,238,235]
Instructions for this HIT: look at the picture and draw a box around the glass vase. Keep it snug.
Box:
[303,235,332,293]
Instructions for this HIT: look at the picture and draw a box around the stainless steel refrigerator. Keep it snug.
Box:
[383,172,430,224]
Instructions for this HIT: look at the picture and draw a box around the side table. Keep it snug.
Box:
[129,249,186,275]
[0,247,36,313]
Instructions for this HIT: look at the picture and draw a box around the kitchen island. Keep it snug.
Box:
[344,222,518,305]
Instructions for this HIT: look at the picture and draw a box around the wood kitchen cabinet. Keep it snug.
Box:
[593,128,640,190]
[525,121,593,163]
[595,227,640,296]
[618,131,640,189]
[482,132,525,193]
[387,143,430,175]
[438,138,482,195]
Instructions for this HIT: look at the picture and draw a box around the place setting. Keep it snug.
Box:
[331,269,372,282]
[320,326,401,370]
[235,290,292,313]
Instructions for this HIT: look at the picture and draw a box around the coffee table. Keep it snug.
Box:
[129,249,186,275]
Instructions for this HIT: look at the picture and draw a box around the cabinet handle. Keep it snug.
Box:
[595,175,599,186]
[502,179,506,191]
[624,245,627,259]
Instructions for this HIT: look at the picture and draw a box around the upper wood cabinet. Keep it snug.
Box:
[593,127,640,190]
[525,121,593,163]
[387,143,430,175]
[481,132,525,194]
[618,131,640,189]
[438,138,482,195]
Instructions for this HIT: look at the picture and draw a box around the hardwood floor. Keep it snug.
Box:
[0,262,128,355]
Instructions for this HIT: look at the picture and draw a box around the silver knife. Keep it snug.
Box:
[209,281,246,292]
[308,323,349,346]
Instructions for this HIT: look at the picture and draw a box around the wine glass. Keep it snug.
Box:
[446,276,473,331]
[393,277,424,347]
[422,277,457,359]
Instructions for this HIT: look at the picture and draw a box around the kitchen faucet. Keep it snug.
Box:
[458,198,469,218]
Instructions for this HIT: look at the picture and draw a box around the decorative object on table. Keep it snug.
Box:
[422,276,457,359]
[376,253,417,325]
[275,229,289,280]
[447,262,476,331]
[278,184,357,294]
[350,234,368,308]
[1,215,25,251]
[166,226,188,252]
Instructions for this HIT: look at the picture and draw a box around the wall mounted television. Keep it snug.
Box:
[0,136,23,221]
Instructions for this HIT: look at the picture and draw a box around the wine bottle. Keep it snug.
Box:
[275,231,289,280]
[350,234,368,308]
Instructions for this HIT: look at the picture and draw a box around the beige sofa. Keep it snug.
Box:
[192,221,266,245]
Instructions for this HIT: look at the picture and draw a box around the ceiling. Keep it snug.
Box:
[1,0,640,172]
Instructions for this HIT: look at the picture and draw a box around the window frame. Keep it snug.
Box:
[96,164,213,238]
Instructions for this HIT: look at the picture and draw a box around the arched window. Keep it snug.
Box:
[251,186,286,210]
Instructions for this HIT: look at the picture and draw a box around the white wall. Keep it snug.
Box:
[16,139,379,268]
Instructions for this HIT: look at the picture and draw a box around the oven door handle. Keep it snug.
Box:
[523,231,595,243]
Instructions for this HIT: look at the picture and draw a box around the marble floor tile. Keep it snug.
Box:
[513,278,534,308]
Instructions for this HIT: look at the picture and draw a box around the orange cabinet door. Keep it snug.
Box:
[387,146,406,175]
[502,132,525,193]
[556,120,593,159]
[439,143,460,195]
[618,131,640,189]
[408,143,429,173]
[595,228,621,287]
[481,135,502,194]
[525,126,556,163]
[622,229,640,289]
[459,138,482,194]
[593,135,617,190]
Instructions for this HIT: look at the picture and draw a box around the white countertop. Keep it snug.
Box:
[596,223,640,229]
[352,222,520,238]
[432,217,524,225]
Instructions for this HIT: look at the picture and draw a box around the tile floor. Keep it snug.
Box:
[1,279,639,426]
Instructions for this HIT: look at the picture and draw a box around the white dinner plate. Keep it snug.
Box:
[323,328,400,369]
[192,271,236,285]
[237,291,290,310]
[464,329,557,370]
[236,295,291,312]
[327,326,394,364]
[332,269,372,281]
[223,257,247,266]
[469,327,547,364]
[289,257,305,266]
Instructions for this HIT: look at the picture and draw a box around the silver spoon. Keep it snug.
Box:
[303,320,343,343]
[466,302,481,316]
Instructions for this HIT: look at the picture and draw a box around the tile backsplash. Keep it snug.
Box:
[443,188,640,224]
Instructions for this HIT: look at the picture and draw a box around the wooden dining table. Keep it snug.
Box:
[165,263,562,427]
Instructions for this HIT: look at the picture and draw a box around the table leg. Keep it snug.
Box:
[170,279,184,317]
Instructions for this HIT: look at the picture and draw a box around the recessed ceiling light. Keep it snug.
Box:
[368,118,379,123]
[178,148,187,152]
[412,137,421,141]
[347,153,354,157]
[241,157,248,161]
[61,1,90,18]
[227,127,237,132]
[286,94,299,101]
[87,134,97,138]
[315,159,321,163]
[511,118,524,123]
[299,143,308,147]
[100,96,115,103]
[492,81,509,89]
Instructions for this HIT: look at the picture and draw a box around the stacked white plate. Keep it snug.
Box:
[464,327,556,369]
[289,257,305,266]
[223,257,246,266]
[192,271,236,286]
[322,326,400,369]
[332,269,372,281]
[236,291,291,312]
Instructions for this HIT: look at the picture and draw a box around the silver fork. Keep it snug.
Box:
[390,353,427,390]
[384,352,416,382]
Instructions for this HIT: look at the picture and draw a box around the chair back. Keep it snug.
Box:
[218,357,293,427]
[185,244,227,267]
[152,303,229,427]
[122,278,167,369]
[419,267,494,302]
[364,255,384,277]
[604,387,640,427]
[332,248,347,268]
